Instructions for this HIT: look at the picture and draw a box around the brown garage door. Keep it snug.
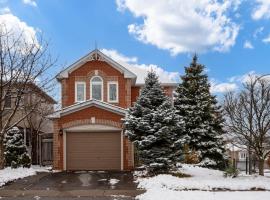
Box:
[66,132,121,170]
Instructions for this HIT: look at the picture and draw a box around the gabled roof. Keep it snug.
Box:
[57,48,179,86]
[56,49,137,80]
[47,99,127,119]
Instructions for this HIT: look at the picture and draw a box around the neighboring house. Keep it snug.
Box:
[226,143,270,171]
[2,82,56,165]
[49,49,177,171]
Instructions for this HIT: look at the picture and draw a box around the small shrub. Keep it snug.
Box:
[20,153,31,168]
[183,144,200,164]
[223,165,239,178]
[171,172,191,178]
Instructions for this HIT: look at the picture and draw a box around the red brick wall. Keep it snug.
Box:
[131,86,175,105]
[61,60,131,109]
[131,86,140,105]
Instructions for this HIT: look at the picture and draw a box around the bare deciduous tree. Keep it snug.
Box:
[223,75,270,176]
[23,87,55,164]
[0,24,56,169]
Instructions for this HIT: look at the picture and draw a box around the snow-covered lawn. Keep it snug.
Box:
[137,164,270,191]
[0,165,49,187]
[137,190,270,200]
[136,164,270,200]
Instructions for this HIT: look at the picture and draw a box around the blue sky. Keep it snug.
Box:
[1,0,270,93]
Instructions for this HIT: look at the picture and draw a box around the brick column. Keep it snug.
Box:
[125,79,132,108]
[123,136,134,170]
[53,119,63,170]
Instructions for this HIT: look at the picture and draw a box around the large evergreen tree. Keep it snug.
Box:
[174,55,227,170]
[4,127,31,168]
[124,71,184,174]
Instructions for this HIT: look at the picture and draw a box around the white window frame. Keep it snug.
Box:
[239,151,247,161]
[75,81,86,103]
[90,76,103,101]
[107,81,119,103]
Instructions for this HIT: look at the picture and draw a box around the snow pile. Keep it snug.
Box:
[0,166,49,187]
[137,190,270,200]
[137,164,270,191]
[109,178,120,185]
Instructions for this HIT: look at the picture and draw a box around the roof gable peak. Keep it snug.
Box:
[57,49,137,80]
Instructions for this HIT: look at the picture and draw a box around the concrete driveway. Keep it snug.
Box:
[0,171,144,199]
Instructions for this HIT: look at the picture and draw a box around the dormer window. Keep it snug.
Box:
[90,76,103,101]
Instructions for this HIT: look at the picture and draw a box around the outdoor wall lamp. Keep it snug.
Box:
[59,128,63,136]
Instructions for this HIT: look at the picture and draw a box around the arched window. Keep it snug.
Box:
[90,76,103,101]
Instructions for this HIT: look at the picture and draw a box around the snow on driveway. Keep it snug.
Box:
[0,166,49,187]
[137,189,270,200]
[137,164,270,191]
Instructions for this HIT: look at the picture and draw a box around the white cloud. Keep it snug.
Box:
[211,82,238,93]
[262,35,270,43]
[243,40,254,49]
[211,71,269,93]
[0,9,39,47]
[253,26,264,38]
[252,0,270,20]
[101,48,138,63]
[101,48,179,84]
[22,0,37,7]
[116,0,240,55]
[227,71,270,84]
[0,7,10,14]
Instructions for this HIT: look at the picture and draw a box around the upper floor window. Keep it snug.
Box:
[90,76,103,101]
[75,82,86,102]
[239,152,247,161]
[107,81,118,103]
[4,90,11,108]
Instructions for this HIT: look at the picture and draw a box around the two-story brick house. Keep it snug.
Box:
[2,82,56,165]
[49,49,177,171]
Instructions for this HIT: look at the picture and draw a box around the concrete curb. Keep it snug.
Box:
[0,189,146,197]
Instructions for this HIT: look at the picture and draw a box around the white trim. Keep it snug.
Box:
[75,81,86,103]
[63,130,67,170]
[65,124,122,132]
[56,49,137,80]
[121,131,124,170]
[47,99,127,119]
[107,81,119,103]
[90,76,103,101]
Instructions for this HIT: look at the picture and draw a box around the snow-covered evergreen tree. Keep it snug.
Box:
[4,127,31,168]
[174,55,227,170]
[124,71,184,174]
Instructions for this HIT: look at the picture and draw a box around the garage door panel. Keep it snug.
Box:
[66,132,121,170]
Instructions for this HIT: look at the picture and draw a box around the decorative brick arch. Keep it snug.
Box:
[62,118,122,129]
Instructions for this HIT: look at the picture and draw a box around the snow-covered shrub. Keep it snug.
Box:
[4,127,31,168]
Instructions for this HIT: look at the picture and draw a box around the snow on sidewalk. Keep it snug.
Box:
[137,164,270,191]
[137,189,270,200]
[0,165,49,187]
